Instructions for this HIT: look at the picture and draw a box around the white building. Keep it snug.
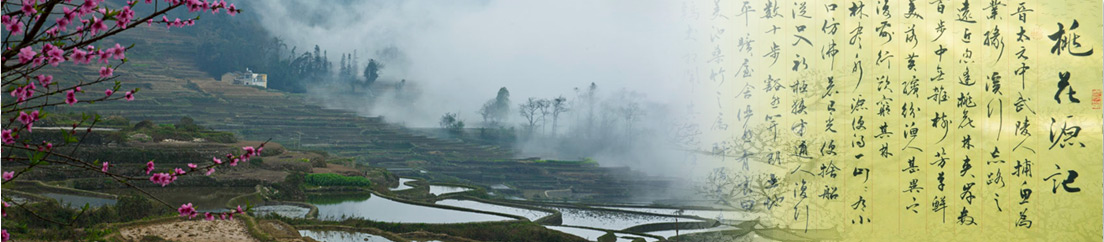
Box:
[232,68,267,88]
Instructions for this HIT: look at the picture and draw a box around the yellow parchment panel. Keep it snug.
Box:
[687,0,1102,240]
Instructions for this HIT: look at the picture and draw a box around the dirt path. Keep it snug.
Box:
[117,219,258,242]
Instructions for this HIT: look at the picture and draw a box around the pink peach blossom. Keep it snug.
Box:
[177,203,197,218]
[145,160,155,174]
[18,47,36,64]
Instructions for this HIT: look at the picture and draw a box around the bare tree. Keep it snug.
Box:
[519,98,541,134]
[620,100,643,136]
[536,98,551,135]
[479,99,496,125]
[586,83,598,134]
[551,96,569,136]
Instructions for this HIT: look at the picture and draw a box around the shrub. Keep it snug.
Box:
[311,157,327,168]
[271,172,307,201]
[115,194,166,221]
[598,232,617,242]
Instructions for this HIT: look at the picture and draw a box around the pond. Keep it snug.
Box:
[428,185,472,196]
[592,206,755,222]
[100,187,255,213]
[543,226,658,242]
[297,230,395,242]
[310,193,514,223]
[251,205,310,219]
[540,206,693,231]
[389,178,416,191]
[0,193,30,204]
[41,193,116,209]
[435,199,551,221]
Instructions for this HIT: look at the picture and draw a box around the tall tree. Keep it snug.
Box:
[536,98,551,134]
[519,98,541,134]
[363,58,382,88]
[493,87,511,121]
[479,100,497,125]
[586,83,598,135]
[479,87,511,126]
[551,96,569,135]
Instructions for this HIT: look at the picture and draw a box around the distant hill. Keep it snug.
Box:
[47,22,514,163]
[39,11,650,203]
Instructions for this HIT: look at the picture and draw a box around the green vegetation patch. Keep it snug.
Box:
[305,173,372,187]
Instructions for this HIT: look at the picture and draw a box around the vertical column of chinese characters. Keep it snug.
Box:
[733,0,759,186]
[679,0,707,202]
[924,0,955,233]
[1007,0,1037,234]
[814,0,849,231]
[949,0,984,231]
[842,0,875,229]
[1036,0,1100,238]
[716,0,765,224]
[868,0,901,232]
[898,0,929,237]
[798,0,842,231]
[787,0,821,231]
[976,0,1011,232]
[708,0,730,152]
[729,0,757,205]
[759,0,794,226]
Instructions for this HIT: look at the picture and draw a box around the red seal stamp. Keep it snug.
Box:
[1092,89,1102,109]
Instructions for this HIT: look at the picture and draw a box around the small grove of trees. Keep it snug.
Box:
[188,12,334,94]
[188,13,394,94]
[518,96,570,136]
[509,82,653,158]
[338,52,383,93]
[338,51,359,91]
[474,87,577,137]
[478,87,511,126]
[518,97,544,135]
[470,82,655,161]
[439,112,465,134]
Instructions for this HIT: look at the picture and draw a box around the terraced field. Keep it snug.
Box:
[38,26,652,202]
[48,27,514,163]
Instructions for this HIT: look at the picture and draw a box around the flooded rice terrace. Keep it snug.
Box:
[10,184,747,240]
[9,186,255,211]
[20,188,746,240]
[298,230,395,242]
[593,206,754,222]
[251,205,311,218]
[388,178,416,191]
[435,199,551,221]
[544,225,659,242]
[427,185,473,196]
[310,193,513,223]
[40,193,116,209]
[540,205,692,231]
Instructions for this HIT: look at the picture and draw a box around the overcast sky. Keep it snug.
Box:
[249,0,695,121]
